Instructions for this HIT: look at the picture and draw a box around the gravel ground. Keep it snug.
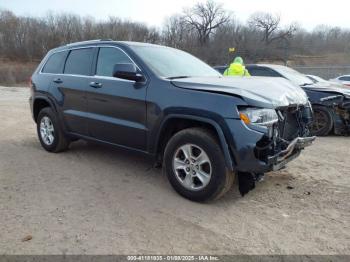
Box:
[0,86,349,255]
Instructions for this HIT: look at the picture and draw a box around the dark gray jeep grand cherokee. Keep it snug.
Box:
[30,40,315,201]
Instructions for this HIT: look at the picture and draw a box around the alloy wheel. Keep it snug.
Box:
[40,116,55,146]
[172,144,212,191]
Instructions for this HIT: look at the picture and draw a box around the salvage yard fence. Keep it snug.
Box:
[293,66,350,80]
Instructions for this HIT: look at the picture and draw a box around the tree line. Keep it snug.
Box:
[1,0,350,66]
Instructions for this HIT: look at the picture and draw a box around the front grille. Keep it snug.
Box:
[254,105,312,162]
[277,105,312,141]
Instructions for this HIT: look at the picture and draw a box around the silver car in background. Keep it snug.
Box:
[329,75,350,87]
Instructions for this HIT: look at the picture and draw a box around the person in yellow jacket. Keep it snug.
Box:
[223,57,250,76]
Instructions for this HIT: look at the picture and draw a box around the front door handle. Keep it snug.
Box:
[90,82,103,88]
[53,78,63,84]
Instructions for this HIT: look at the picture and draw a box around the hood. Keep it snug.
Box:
[171,76,308,108]
[303,82,350,97]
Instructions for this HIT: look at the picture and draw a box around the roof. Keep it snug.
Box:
[246,64,288,70]
[52,39,164,52]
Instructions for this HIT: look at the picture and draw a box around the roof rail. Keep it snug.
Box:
[65,39,114,46]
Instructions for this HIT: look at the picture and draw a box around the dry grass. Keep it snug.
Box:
[0,61,38,86]
[290,53,350,66]
[0,52,349,86]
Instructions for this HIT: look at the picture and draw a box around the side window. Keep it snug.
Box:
[339,76,350,81]
[96,47,133,77]
[64,48,94,76]
[42,51,67,74]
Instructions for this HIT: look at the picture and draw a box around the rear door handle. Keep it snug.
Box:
[89,82,103,88]
[53,78,63,84]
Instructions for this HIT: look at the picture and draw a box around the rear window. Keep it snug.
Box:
[42,51,67,74]
[64,48,94,76]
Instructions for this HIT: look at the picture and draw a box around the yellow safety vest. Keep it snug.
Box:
[223,63,250,76]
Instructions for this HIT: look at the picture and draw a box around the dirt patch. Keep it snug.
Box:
[0,86,349,255]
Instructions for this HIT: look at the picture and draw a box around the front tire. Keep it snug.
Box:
[164,128,234,202]
[310,106,334,136]
[37,107,69,152]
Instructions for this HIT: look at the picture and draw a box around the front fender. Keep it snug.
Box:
[152,114,235,171]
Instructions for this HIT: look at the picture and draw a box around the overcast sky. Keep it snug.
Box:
[1,0,349,30]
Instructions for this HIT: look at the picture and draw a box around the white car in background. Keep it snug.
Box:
[307,74,330,84]
[329,75,350,87]
[307,74,345,88]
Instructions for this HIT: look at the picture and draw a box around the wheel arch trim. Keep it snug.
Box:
[155,114,234,171]
[33,95,57,121]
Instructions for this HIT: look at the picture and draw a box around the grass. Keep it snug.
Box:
[0,61,38,86]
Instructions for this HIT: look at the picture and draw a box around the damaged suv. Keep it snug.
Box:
[30,40,315,201]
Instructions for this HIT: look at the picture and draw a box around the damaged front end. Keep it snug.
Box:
[236,104,316,196]
[254,104,315,167]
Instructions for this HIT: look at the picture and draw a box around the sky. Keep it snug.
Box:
[1,0,349,30]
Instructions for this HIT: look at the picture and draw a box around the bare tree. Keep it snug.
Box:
[248,12,297,45]
[1,3,350,69]
[162,15,197,50]
[183,0,230,45]
[247,12,298,61]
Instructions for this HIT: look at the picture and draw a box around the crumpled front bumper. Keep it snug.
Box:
[267,136,316,171]
[224,119,315,173]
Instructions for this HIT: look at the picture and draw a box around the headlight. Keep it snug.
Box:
[239,108,278,126]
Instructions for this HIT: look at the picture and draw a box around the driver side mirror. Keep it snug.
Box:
[112,63,144,82]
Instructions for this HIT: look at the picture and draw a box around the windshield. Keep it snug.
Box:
[130,45,221,78]
[274,66,314,86]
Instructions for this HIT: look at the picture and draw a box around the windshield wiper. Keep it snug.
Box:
[166,76,191,80]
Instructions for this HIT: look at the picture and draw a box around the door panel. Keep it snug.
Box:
[53,47,95,135]
[86,77,147,150]
[54,75,90,135]
[86,46,147,150]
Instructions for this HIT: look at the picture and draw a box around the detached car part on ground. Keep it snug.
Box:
[215,65,350,136]
[30,40,315,202]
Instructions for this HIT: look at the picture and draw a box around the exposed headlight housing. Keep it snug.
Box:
[239,108,279,127]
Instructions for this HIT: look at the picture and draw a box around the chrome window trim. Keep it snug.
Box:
[91,75,138,83]
[37,72,136,84]
[39,45,147,83]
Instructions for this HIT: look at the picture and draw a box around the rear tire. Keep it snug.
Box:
[37,107,69,152]
[164,128,234,202]
[310,106,334,136]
